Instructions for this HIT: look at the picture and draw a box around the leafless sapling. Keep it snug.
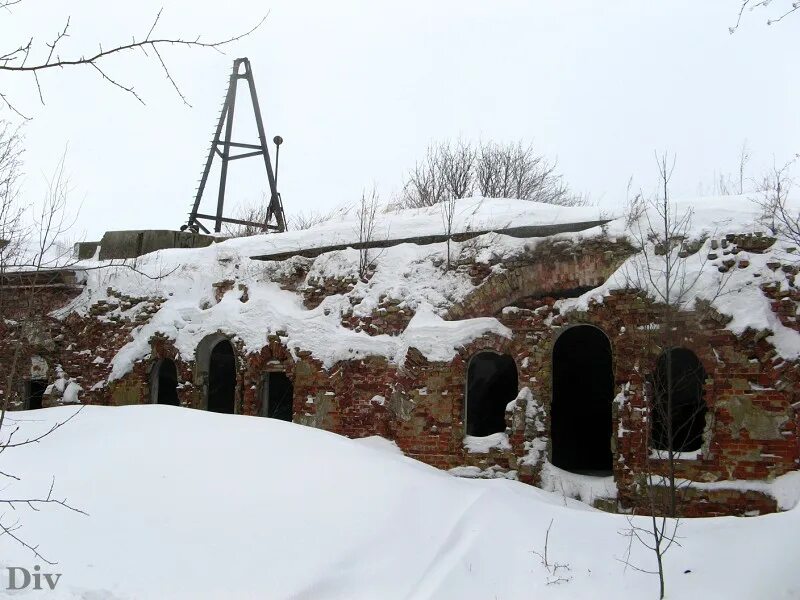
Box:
[619,152,730,599]
[356,188,380,281]
[0,145,87,565]
[440,194,457,271]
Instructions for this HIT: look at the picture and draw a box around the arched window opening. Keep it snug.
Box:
[466,352,518,437]
[260,372,294,422]
[652,348,707,453]
[208,340,236,414]
[151,359,179,406]
[551,325,614,475]
[25,379,47,410]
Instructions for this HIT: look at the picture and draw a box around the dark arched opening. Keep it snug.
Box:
[25,380,47,410]
[466,352,518,437]
[260,372,294,422]
[551,325,614,474]
[208,340,236,414]
[652,348,707,452]
[151,359,179,406]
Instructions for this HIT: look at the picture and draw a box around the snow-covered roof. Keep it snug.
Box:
[60,195,799,380]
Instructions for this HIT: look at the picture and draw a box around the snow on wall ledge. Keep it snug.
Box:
[59,194,800,380]
[558,194,800,360]
[64,198,548,379]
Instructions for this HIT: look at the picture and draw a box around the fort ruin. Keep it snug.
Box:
[2,197,798,517]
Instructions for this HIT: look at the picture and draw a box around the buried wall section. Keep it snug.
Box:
[1,236,797,517]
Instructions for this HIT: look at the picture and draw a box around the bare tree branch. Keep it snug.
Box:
[0,4,268,109]
[730,0,800,32]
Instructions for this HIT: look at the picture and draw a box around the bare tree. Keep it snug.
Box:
[730,0,800,32]
[752,155,799,241]
[356,188,380,280]
[703,140,752,197]
[0,144,87,564]
[0,121,25,318]
[476,141,586,206]
[440,194,457,271]
[0,2,266,117]
[438,139,475,201]
[737,140,752,195]
[399,143,448,208]
[400,139,586,208]
[619,153,731,599]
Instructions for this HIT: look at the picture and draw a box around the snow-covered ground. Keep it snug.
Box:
[1,406,799,599]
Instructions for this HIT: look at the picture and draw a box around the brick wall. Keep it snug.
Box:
[2,233,798,517]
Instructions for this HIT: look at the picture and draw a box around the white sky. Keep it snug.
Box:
[1,0,798,240]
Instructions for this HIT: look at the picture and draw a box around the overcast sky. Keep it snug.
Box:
[1,0,798,240]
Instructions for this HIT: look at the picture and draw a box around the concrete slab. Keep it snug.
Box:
[97,230,220,260]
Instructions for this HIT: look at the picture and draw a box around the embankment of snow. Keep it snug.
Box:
[1,406,799,599]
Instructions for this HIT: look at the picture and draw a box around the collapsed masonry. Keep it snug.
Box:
[1,197,798,517]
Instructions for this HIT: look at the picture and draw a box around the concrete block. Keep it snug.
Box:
[97,230,220,260]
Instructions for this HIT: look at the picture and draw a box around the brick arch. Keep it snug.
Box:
[145,336,194,408]
[454,333,521,435]
[650,347,708,453]
[550,322,615,474]
[242,336,297,417]
[194,332,238,412]
[464,349,519,437]
[446,238,633,320]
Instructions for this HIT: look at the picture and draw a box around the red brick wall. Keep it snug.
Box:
[2,234,797,517]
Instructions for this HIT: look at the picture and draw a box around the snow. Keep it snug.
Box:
[540,462,619,504]
[559,194,800,359]
[52,194,800,382]
[2,406,800,599]
[205,197,608,260]
[463,432,512,454]
[650,448,703,461]
[44,367,82,405]
[671,471,800,511]
[63,199,539,379]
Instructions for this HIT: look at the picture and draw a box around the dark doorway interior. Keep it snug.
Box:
[154,359,179,406]
[466,352,518,437]
[261,372,294,422]
[551,326,614,474]
[26,379,47,410]
[652,348,707,452]
[208,340,236,414]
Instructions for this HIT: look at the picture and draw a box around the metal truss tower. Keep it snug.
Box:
[184,58,286,234]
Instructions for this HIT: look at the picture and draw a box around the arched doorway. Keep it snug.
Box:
[151,359,179,406]
[551,325,614,474]
[652,348,707,452]
[260,372,294,421]
[465,352,518,437]
[208,340,236,414]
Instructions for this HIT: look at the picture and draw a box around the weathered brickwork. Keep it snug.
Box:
[2,233,798,518]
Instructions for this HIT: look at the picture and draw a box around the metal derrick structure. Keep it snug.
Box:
[184,57,287,234]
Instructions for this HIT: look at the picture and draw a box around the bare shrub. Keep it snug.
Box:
[752,155,799,240]
[476,140,585,206]
[400,139,585,208]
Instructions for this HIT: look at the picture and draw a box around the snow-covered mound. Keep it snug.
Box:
[1,406,799,599]
[63,195,800,382]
